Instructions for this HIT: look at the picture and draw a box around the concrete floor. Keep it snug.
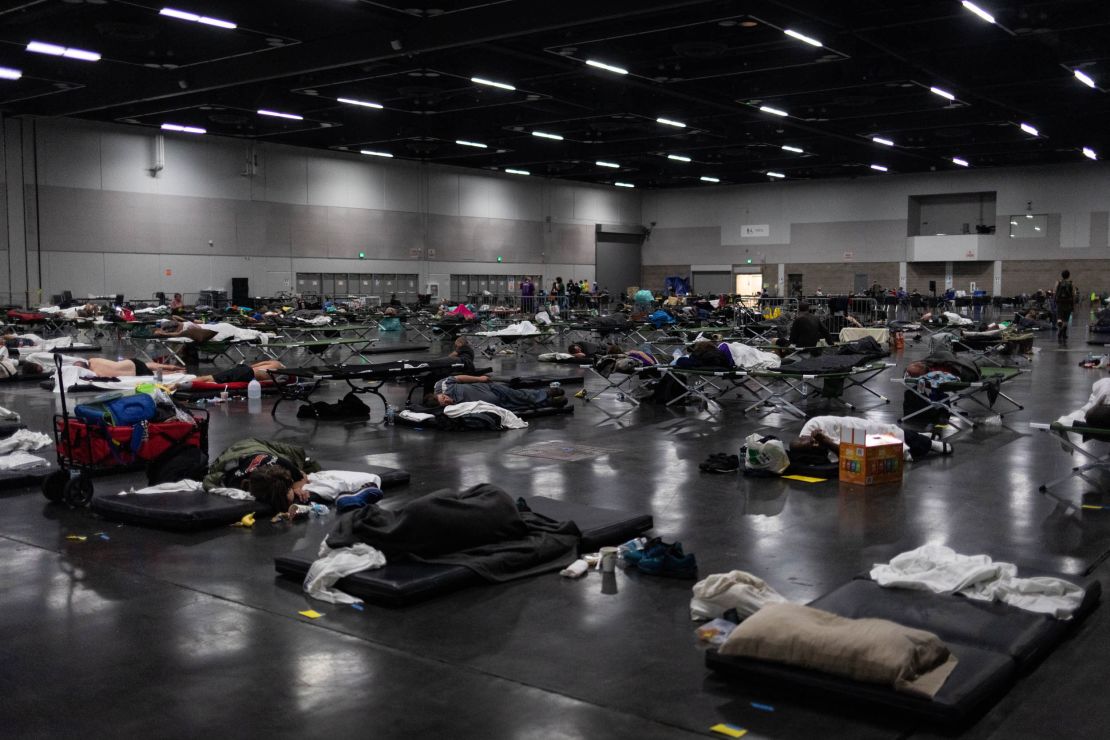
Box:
[2,324,1108,739]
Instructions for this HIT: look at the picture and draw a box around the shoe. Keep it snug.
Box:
[620,537,665,566]
[335,486,383,513]
[701,454,740,473]
[548,396,569,408]
[637,542,698,579]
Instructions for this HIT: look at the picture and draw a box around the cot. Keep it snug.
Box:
[896,366,1024,426]
[1031,421,1110,512]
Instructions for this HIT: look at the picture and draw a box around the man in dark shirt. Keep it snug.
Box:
[787,302,831,348]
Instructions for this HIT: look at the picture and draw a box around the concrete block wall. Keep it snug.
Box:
[640,264,688,295]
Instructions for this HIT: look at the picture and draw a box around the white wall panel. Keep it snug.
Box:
[458,173,542,221]
[159,136,250,201]
[426,171,459,216]
[258,149,308,205]
[36,121,101,190]
[100,129,158,194]
[104,252,160,298]
[380,163,422,213]
[44,251,106,297]
[306,156,383,209]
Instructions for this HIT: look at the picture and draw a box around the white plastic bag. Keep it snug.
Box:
[743,433,790,474]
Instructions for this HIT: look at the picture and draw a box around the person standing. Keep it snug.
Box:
[520,276,535,313]
[1055,269,1076,342]
[554,277,567,312]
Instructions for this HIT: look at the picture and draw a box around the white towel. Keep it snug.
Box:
[304,539,386,604]
[0,451,49,471]
[443,401,528,429]
[0,429,52,454]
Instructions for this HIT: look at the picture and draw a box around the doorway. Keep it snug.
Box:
[787,273,804,298]
[735,273,762,296]
[853,273,869,294]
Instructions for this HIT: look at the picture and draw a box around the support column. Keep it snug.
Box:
[898,261,907,290]
[777,263,785,296]
[993,260,1002,295]
[944,261,953,290]
[4,118,28,306]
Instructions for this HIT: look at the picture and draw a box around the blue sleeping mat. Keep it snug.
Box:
[274,496,653,606]
[90,465,410,531]
[706,575,1100,725]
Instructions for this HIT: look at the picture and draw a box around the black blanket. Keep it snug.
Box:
[779,354,877,375]
[326,484,580,582]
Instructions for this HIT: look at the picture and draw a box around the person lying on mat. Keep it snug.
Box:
[425,375,568,410]
[188,360,284,385]
[23,352,184,377]
[202,438,382,515]
[566,341,602,359]
[788,415,952,464]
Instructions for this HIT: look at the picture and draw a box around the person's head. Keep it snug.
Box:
[173,293,182,301]
[22,360,43,375]
[384,306,397,316]
[567,343,585,355]
[453,336,469,350]
[797,301,811,313]
[788,435,828,463]
[1062,269,1070,280]
[245,465,296,514]
[906,360,928,377]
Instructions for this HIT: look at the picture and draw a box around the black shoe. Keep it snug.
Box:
[702,454,740,473]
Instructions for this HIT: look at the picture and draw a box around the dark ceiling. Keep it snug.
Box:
[1,0,1108,188]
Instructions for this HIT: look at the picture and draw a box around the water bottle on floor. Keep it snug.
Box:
[385,404,396,425]
[247,378,262,399]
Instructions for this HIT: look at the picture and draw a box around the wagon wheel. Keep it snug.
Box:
[63,475,94,507]
[42,471,68,502]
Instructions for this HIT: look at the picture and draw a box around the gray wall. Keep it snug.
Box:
[3,117,641,303]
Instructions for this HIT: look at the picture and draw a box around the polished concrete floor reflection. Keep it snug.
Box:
[2,324,1109,739]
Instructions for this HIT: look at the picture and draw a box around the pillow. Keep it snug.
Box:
[719,603,957,698]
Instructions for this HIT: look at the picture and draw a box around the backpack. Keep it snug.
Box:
[1057,280,1075,304]
[146,444,209,485]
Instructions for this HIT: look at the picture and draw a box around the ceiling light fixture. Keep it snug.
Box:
[456,140,487,148]
[781,145,804,153]
[767,171,786,179]
[161,123,206,134]
[504,168,530,175]
[0,66,22,80]
[337,97,383,109]
[595,161,619,168]
[929,86,956,101]
[160,8,237,29]
[961,1,996,24]
[699,176,720,183]
[656,117,686,128]
[1083,147,1098,160]
[783,29,822,47]
[759,105,788,117]
[870,164,888,172]
[872,136,894,146]
[471,76,515,91]
[952,157,969,167]
[532,131,563,140]
[1074,70,1096,89]
[667,154,691,162]
[614,181,634,188]
[1025,201,1034,218]
[585,59,628,75]
[1019,122,1038,136]
[27,41,100,61]
[360,150,393,158]
[257,109,303,120]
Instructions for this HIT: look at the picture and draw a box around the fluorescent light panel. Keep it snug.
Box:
[783,29,822,47]
[667,154,691,162]
[699,176,720,183]
[952,157,969,167]
[27,41,100,61]
[656,117,686,128]
[160,8,236,30]
[585,59,628,75]
[930,86,955,101]
[766,171,786,178]
[337,97,383,109]
[870,164,888,172]
[961,1,996,24]
[532,131,563,140]
[257,109,303,120]
[359,150,392,158]
[1083,147,1098,160]
[595,160,619,168]
[0,66,22,80]
[759,105,788,117]
[1019,122,1038,136]
[1074,69,1096,88]
[614,181,634,188]
[504,168,530,175]
[456,140,487,149]
[471,76,515,91]
[161,123,206,134]
[781,145,804,153]
[872,136,894,146]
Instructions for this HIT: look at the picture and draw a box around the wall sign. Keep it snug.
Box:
[843,251,853,260]
[741,224,770,238]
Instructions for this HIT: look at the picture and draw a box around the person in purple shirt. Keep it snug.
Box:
[520,276,535,313]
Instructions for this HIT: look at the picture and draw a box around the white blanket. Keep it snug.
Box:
[870,544,1085,619]
[722,342,781,370]
[0,429,52,455]
[302,471,381,501]
[477,320,541,337]
[295,315,332,326]
[50,367,196,393]
[304,539,386,604]
[116,479,253,501]
[398,410,435,422]
[443,401,528,428]
[0,451,49,471]
[690,570,789,621]
[1056,377,1110,433]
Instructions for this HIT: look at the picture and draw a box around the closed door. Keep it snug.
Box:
[853,273,869,293]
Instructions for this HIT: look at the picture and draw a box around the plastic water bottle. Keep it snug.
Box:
[247,378,262,399]
[154,368,163,384]
[385,404,396,425]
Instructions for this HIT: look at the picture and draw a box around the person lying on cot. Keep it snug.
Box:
[23,352,184,377]
[188,360,284,385]
[674,339,733,369]
[566,341,602,359]
[202,438,382,516]
[154,316,219,343]
[788,415,952,464]
[424,374,568,410]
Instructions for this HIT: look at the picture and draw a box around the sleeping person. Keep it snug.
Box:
[425,374,567,410]
[788,415,952,464]
[25,352,184,377]
[187,360,284,385]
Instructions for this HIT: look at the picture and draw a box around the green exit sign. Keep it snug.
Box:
[746,259,753,264]
[358,251,366,259]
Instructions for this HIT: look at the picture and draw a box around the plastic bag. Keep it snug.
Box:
[743,433,790,474]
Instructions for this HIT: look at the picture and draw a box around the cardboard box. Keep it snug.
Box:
[839,431,903,485]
